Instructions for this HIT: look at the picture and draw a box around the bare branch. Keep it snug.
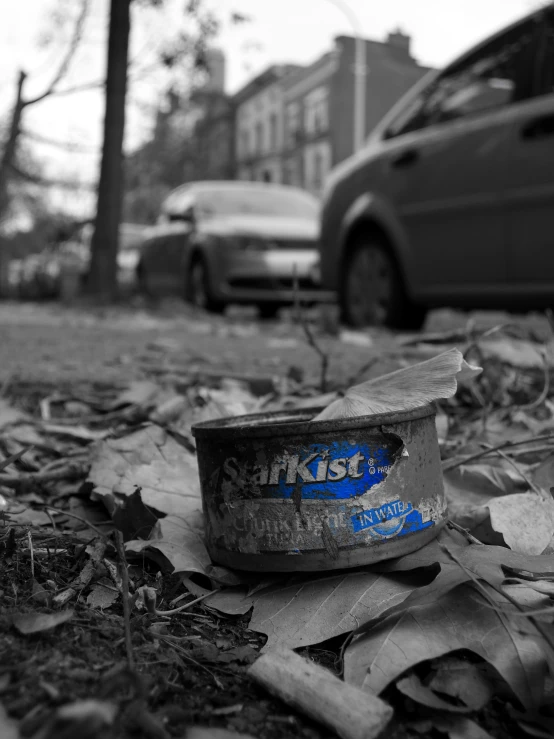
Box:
[43,78,105,98]
[9,163,95,191]
[20,128,98,153]
[24,0,90,106]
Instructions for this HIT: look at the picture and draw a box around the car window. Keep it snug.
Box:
[385,16,543,138]
[194,188,319,220]
[535,11,554,96]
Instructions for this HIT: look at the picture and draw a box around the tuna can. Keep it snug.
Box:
[192,404,447,572]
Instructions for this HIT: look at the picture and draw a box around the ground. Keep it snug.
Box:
[0,300,552,739]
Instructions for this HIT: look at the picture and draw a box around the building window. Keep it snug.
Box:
[304,86,329,137]
[255,122,263,154]
[240,130,249,159]
[269,113,278,152]
[286,102,300,148]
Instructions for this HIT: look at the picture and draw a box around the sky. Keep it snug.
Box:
[0,0,546,217]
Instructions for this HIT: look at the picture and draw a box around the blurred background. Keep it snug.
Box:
[0,0,548,312]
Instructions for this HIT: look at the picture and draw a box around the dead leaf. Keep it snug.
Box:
[0,702,19,739]
[397,673,476,713]
[0,398,27,430]
[486,492,554,555]
[220,570,427,650]
[126,511,210,575]
[479,339,545,369]
[41,424,110,441]
[204,587,253,616]
[13,609,74,634]
[360,529,554,639]
[185,728,258,739]
[312,349,481,421]
[87,579,119,609]
[444,464,526,530]
[111,488,158,541]
[415,715,496,739]
[428,656,494,711]
[108,380,161,410]
[344,583,545,711]
[88,424,201,519]
[533,453,554,492]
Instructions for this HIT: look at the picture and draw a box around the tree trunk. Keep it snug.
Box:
[0,71,27,222]
[87,0,131,300]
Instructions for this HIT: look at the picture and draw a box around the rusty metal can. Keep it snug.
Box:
[192,404,446,572]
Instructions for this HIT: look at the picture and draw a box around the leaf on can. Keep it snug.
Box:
[312,349,481,421]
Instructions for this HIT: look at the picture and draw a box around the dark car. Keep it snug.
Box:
[320,5,554,329]
[137,181,333,317]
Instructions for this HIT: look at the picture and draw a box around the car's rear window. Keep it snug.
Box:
[195,188,319,220]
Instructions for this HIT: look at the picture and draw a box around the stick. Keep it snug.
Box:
[248,647,392,739]
[442,433,554,471]
[292,266,330,392]
[0,463,88,489]
[115,530,135,671]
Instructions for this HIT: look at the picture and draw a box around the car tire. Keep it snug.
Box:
[258,302,281,320]
[136,261,152,297]
[341,234,427,330]
[187,257,225,314]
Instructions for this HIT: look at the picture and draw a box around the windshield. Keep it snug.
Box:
[195,188,319,220]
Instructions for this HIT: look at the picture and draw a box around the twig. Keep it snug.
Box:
[440,542,554,657]
[28,530,34,579]
[486,444,542,494]
[292,266,330,392]
[115,530,135,671]
[0,462,88,489]
[24,0,90,105]
[156,591,213,616]
[446,519,484,545]
[0,446,32,473]
[443,433,554,471]
[43,505,111,540]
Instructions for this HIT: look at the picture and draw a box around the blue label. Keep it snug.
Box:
[259,441,394,500]
[351,499,434,538]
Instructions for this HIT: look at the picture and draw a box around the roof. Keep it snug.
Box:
[232,64,303,105]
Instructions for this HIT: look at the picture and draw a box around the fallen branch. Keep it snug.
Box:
[115,530,135,671]
[293,267,330,392]
[248,647,392,739]
[0,462,89,489]
[443,433,554,471]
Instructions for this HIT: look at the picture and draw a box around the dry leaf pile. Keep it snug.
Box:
[2,323,554,738]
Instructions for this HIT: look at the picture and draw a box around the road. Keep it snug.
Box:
[0,300,549,391]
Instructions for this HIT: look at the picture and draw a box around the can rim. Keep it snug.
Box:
[191,402,435,440]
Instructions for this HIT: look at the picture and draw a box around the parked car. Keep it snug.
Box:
[320,5,554,328]
[137,181,333,317]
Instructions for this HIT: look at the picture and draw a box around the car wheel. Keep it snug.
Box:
[187,257,225,313]
[258,302,281,320]
[136,262,152,297]
[341,235,427,330]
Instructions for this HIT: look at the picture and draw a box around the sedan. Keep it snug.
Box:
[320,4,554,329]
[137,181,333,317]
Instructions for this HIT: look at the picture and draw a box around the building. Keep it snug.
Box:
[233,64,303,184]
[235,31,430,196]
[182,49,235,182]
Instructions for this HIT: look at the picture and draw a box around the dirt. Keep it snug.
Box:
[0,300,551,739]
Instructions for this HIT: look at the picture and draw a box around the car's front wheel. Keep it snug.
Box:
[187,257,225,313]
[341,234,427,330]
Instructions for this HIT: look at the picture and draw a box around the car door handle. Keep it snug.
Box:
[390,149,419,168]
[521,114,554,140]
